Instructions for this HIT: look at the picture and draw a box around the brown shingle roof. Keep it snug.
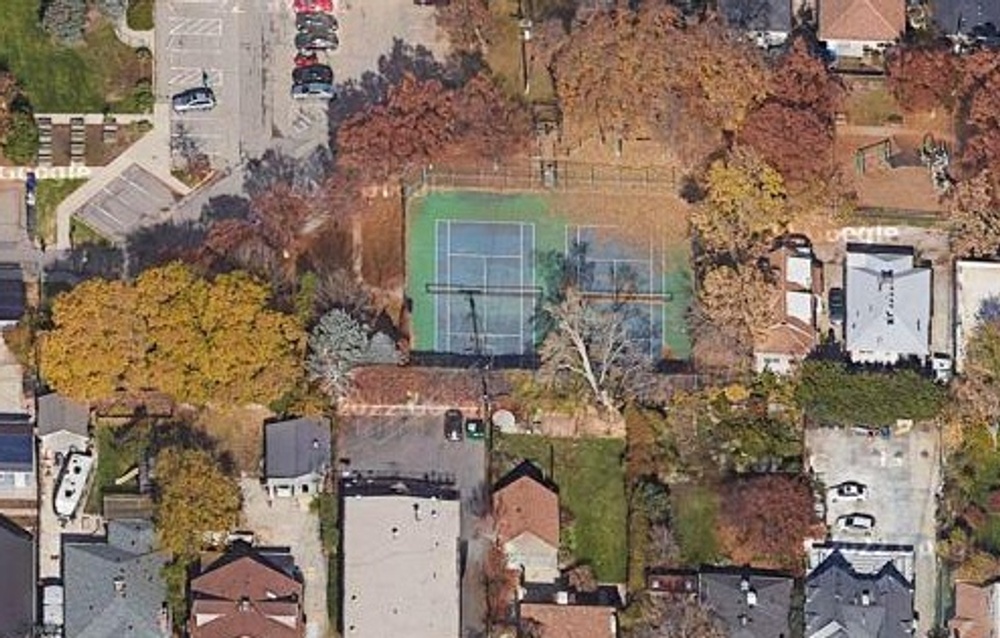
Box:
[818,0,904,41]
[948,582,994,638]
[755,317,816,357]
[188,552,303,638]
[520,603,617,638]
[343,366,510,412]
[493,473,560,549]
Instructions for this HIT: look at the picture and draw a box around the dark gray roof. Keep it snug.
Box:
[0,267,25,322]
[264,417,331,479]
[720,0,792,33]
[699,568,793,638]
[0,422,32,473]
[0,515,33,638]
[933,0,1000,34]
[63,519,168,638]
[805,551,914,638]
[37,393,90,437]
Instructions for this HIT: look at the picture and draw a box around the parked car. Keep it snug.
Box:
[293,0,333,13]
[171,87,216,113]
[414,0,450,5]
[831,481,868,501]
[837,513,875,533]
[296,11,338,31]
[292,64,334,85]
[444,409,464,442]
[828,287,845,325]
[294,52,319,67]
[295,30,339,51]
[291,82,336,100]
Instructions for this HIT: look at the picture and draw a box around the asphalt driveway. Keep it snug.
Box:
[807,426,941,628]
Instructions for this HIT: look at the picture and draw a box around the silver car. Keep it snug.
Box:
[171,87,216,113]
[291,82,335,100]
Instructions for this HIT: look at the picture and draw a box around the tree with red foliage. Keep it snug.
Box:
[336,72,530,182]
[885,44,960,112]
[717,474,820,572]
[739,36,843,183]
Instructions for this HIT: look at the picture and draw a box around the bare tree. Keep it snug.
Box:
[538,288,649,414]
[623,594,726,638]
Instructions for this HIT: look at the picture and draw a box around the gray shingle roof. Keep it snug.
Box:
[37,393,90,437]
[699,568,793,638]
[932,0,1000,34]
[805,551,914,638]
[845,244,931,362]
[720,0,792,33]
[0,515,33,638]
[264,417,331,479]
[63,519,169,638]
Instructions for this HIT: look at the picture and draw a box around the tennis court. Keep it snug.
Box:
[433,220,538,355]
[407,191,693,360]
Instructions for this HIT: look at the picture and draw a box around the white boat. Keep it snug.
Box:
[54,452,93,519]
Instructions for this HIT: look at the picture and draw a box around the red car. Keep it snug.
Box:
[293,0,333,13]
[294,52,319,67]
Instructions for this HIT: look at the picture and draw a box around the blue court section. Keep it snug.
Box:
[435,220,536,355]
[566,225,667,359]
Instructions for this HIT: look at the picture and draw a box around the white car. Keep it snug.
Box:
[831,481,868,501]
[837,513,875,533]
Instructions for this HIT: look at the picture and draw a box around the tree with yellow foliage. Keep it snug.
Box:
[40,263,306,405]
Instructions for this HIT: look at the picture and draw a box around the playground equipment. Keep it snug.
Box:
[920,133,952,194]
[854,138,892,174]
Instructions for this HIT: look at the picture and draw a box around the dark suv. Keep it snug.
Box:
[444,409,464,442]
[292,64,334,85]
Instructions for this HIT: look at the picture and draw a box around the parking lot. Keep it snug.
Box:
[339,414,488,637]
[807,426,940,627]
[156,0,270,168]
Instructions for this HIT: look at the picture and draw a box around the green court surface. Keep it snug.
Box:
[406,190,692,360]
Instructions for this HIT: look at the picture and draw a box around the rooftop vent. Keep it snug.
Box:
[861,591,871,606]
[555,591,570,605]
[747,590,758,608]
[740,578,750,592]
[238,597,251,612]
[113,576,126,594]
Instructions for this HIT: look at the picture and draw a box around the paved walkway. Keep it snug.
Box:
[54,103,191,249]
[114,16,154,52]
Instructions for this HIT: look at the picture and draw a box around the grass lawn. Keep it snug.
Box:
[494,434,627,582]
[127,0,155,31]
[35,178,86,246]
[85,423,147,514]
[670,483,720,566]
[0,0,151,112]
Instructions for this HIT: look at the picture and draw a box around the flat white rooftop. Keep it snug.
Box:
[342,491,461,638]
[955,260,1000,373]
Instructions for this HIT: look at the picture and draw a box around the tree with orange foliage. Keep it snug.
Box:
[885,43,960,112]
[740,36,843,182]
[717,474,819,572]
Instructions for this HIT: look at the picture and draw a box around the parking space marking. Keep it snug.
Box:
[168,17,223,36]
[166,35,223,52]
[167,67,223,87]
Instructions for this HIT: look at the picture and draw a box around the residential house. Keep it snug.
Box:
[948,581,1000,638]
[0,414,36,528]
[818,0,905,58]
[755,239,822,375]
[37,393,90,458]
[699,567,794,637]
[647,568,699,600]
[341,478,461,638]
[805,549,915,637]
[63,518,170,638]
[188,541,304,638]
[0,514,33,638]
[263,417,331,498]
[720,0,792,47]
[844,243,931,365]
[519,597,618,638]
[932,0,1000,36]
[493,460,561,584]
[954,260,1000,373]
